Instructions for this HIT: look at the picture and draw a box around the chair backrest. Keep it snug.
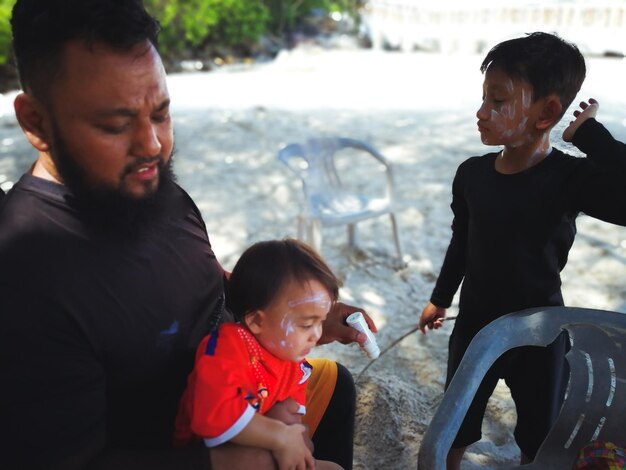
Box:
[277,138,393,210]
[417,306,626,470]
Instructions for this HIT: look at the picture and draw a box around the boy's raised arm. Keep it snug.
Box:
[562,98,599,143]
[565,99,626,166]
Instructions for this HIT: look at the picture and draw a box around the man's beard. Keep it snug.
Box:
[50,125,177,237]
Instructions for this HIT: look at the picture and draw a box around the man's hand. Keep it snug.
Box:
[418,302,446,334]
[265,398,301,425]
[318,301,378,346]
[562,98,599,142]
[210,443,275,469]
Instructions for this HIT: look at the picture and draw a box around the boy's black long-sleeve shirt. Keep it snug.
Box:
[431,119,626,330]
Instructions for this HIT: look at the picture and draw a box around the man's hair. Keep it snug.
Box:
[480,32,586,117]
[11,0,160,98]
[225,239,340,322]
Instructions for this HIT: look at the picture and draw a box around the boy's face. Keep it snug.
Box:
[476,67,544,147]
[247,278,332,362]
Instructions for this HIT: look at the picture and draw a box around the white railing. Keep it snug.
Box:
[362,0,626,55]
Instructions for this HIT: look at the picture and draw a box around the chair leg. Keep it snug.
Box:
[347,224,356,247]
[389,213,404,266]
[309,219,323,253]
[297,215,306,240]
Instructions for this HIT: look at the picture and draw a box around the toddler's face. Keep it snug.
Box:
[252,278,332,362]
[476,67,543,147]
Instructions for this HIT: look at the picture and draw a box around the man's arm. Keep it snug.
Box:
[0,238,213,470]
[86,447,211,470]
[0,292,214,470]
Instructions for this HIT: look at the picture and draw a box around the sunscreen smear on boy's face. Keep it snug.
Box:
[477,68,537,147]
[255,279,331,362]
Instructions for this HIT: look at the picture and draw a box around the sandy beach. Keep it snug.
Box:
[1,45,626,469]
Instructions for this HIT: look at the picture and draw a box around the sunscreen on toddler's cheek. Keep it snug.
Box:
[275,289,332,352]
[277,315,296,349]
[314,322,323,341]
[280,315,296,335]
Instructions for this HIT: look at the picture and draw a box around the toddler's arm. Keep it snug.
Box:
[231,413,314,470]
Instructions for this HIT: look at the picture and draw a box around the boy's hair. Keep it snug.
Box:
[226,239,340,322]
[480,32,586,117]
[11,0,160,99]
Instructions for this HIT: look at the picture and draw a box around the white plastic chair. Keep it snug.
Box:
[277,137,403,264]
[417,306,626,469]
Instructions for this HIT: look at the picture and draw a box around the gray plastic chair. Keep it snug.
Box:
[277,137,403,265]
[417,306,626,469]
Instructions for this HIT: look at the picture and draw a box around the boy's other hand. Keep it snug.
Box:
[418,302,447,334]
[563,98,599,142]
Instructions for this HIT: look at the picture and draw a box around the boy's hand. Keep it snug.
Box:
[318,301,378,346]
[563,98,599,142]
[418,302,447,334]
[272,423,315,470]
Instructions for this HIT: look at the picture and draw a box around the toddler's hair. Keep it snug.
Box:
[226,238,340,321]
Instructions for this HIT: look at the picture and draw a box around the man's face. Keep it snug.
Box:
[476,67,544,148]
[46,40,173,200]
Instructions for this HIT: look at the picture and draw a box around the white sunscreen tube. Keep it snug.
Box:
[346,311,380,359]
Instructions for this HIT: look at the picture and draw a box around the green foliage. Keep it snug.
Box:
[145,0,269,54]
[264,0,361,36]
[208,0,269,48]
[0,0,364,66]
[144,0,363,56]
[0,0,16,66]
[145,0,218,52]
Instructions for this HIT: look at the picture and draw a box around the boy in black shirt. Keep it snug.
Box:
[418,32,626,468]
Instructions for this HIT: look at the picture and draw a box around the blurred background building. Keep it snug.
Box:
[361,0,626,55]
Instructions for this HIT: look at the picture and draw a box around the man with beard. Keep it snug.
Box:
[0,1,370,468]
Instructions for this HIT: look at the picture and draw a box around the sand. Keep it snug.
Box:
[1,45,626,469]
